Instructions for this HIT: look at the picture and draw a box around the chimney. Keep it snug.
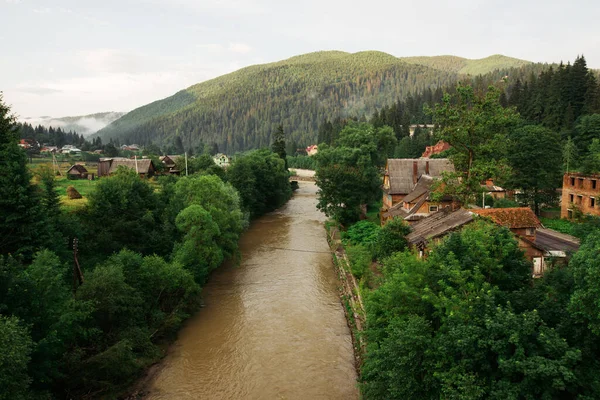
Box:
[413,160,418,184]
[425,160,430,175]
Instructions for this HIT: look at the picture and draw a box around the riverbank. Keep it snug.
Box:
[136,182,357,399]
[326,222,367,373]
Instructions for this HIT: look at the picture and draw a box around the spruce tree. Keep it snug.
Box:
[271,124,287,169]
[0,94,44,258]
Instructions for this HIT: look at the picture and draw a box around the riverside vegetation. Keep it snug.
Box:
[0,93,292,399]
[313,70,600,397]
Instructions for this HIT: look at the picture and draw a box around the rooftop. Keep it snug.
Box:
[471,207,541,229]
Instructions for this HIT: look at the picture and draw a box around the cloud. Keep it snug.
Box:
[5,0,22,3]
[195,42,253,54]
[33,7,52,13]
[228,42,252,54]
[16,87,63,95]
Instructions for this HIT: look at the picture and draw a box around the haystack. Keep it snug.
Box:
[66,186,82,200]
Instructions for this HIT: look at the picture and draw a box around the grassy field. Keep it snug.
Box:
[540,217,578,236]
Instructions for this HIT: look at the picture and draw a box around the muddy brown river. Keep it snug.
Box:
[145,181,358,400]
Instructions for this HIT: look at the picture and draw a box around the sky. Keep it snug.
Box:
[1,0,599,119]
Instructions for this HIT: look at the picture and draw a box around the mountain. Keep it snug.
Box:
[95,51,533,152]
[21,111,126,136]
[399,54,531,75]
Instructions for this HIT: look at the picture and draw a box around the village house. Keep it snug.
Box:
[406,208,475,257]
[561,172,600,219]
[472,207,547,275]
[213,153,230,167]
[121,144,141,152]
[482,179,507,201]
[306,145,318,156]
[421,140,451,158]
[66,164,90,180]
[159,155,181,174]
[381,158,455,221]
[97,157,156,178]
[60,145,82,155]
[381,174,458,224]
[404,206,578,277]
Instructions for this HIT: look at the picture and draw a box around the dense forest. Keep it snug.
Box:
[95,51,552,153]
[0,93,292,399]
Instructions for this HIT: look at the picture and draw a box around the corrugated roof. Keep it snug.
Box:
[536,228,580,253]
[385,158,454,195]
[406,208,474,244]
[471,207,540,229]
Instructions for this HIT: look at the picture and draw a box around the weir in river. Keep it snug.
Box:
[145,181,358,399]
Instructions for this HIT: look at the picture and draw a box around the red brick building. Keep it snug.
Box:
[561,172,600,219]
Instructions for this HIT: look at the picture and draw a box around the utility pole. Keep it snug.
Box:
[185,152,188,176]
[72,238,84,293]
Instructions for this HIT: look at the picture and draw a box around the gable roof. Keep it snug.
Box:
[471,207,541,229]
[406,208,474,245]
[402,175,434,204]
[385,158,454,195]
[108,158,155,175]
[536,228,580,253]
[67,164,88,174]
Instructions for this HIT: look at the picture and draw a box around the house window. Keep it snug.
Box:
[579,178,584,188]
[578,195,583,205]
[568,209,573,219]
[429,205,439,213]
[526,228,535,236]
[570,194,574,203]
[593,180,597,190]
[592,197,596,208]
[570,177,575,186]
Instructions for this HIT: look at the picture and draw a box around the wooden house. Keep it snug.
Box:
[159,155,181,174]
[382,158,454,210]
[472,207,547,275]
[66,164,89,180]
[97,157,156,178]
[381,174,458,224]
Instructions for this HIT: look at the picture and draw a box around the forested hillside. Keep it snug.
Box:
[95,51,537,153]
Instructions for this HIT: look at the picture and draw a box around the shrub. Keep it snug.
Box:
[346,244,372,280]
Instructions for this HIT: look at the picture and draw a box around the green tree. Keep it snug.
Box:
[0,94,44,257]
[271,124,288,169]
[563,135,578,172]
[84,167,164,260]
[431,85,521,205]
[0,316,33,400]
[581,138,600,174]
[226,149,291,218]
[375,217,411,259]
[314,122,395,225]
[506,125,563,214]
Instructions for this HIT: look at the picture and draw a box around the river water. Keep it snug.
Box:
[145,181,358,400]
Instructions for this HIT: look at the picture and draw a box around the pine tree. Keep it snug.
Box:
[271,124,287,169]
[0,94,45,258]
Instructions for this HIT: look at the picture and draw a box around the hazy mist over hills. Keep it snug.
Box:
[20,111,126,136]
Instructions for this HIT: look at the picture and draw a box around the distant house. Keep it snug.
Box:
[159,155,181,174]
[60,145,82,154]
[481,179,507,201]
[406,208,475,256]
[382,158,454,213]
[66,164,89,180]
[213,153,230,167]
[561,172,600,219]
[421,140,451,158]
[97,157,156,178]
[121,144,141,152]
[41,146,58,153]
[306,145,318,156]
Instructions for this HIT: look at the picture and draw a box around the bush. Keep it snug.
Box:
[346,244,372,280]
[343,220,380,248]
[376,217,411,259]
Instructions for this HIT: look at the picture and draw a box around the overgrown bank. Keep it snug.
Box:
[0,93,293,400]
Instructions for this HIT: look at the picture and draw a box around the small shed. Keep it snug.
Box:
[66,164,89,180]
